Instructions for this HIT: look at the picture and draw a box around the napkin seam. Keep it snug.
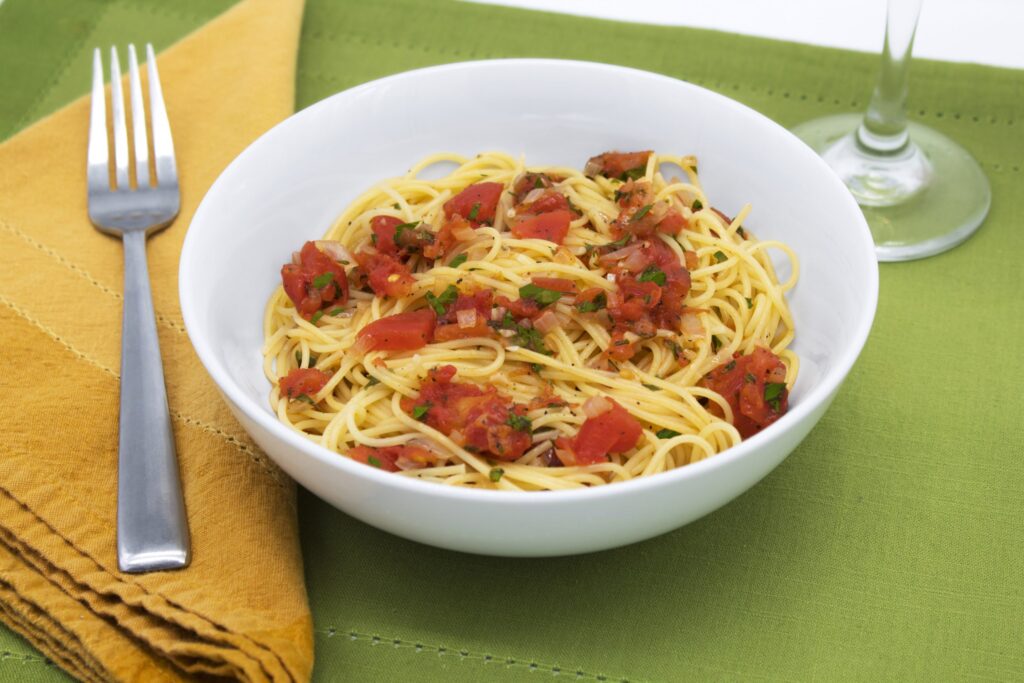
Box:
[0,292,290,490]
[10,2,113,136]
[0,218,187,335]
[324,628,640,682]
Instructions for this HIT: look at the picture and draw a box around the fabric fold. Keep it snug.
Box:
[0,0,312,680]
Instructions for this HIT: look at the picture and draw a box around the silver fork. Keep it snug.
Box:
[88,44,190,573]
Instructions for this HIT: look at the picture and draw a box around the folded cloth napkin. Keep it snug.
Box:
[0,0,313,680]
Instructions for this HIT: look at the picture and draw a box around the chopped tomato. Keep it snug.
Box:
[530,277,576,293]
[556,399,642,466]
[434,289,494,342]
[514,188,572,216]
[423,215,464,260]
[354,250,416,298]
[400,365,533,461]
[370,215,404,256]
[356,308,436,352]
[614,179,653,209]
[280,241,349,318]
[512,172,555,202]
[701,347,789,438]
[584,150,652,179]
[279,368,331,400]
[348,443,437,472]
[510,209,572,244]
[443,182,504,226]
[606,329,638,362]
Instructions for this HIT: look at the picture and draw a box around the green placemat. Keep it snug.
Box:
[2,1,1023,681]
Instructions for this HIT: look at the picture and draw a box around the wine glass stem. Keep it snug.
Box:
[857,0,924,154]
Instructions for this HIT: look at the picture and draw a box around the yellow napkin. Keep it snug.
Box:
[0,0,312,680]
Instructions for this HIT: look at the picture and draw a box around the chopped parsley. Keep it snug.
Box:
[605,234,632,249]
[656,428,681,439]
[295,393,315,404]
[467,202,481,221]
[512,325,551,355]
[725,360,737,372]
[411,402,432,421]
[638,265,667,286]
[711,335,722,352]
[745,297,753,309]
[309,310,324,325]
[744,372,756,384]
[688,163,698,175]
[506,413,533,433]
[631,204,654,222]
[667,340,684,360]
[530,362,544,373]
[576,292,607,313]
[448,253,468,268]
[736,226,746,238]
[328,307,345,316]
[642,383,660,391]
[692,199,703,211]
[425,285,458,314]
[534,176,545,189]
[367,455,382,468]
[489,467,505,482]
[518,283,564,308]
[294,350,318,367]
[764,382,786,411]
[713,250,728,263]
[621,167,645,181]
[366,376,380,386]
[311,272,334,289]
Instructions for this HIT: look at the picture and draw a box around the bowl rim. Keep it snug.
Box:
[180,57,879,504]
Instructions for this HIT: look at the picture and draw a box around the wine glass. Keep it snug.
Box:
[791,0,990,261]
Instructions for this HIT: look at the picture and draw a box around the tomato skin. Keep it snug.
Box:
[510,210,572,244]
[354,251,416,298]
[530,277,577,293]
[702,347,789,438]
[443,182,504,226]
[356,308,436,352]
[279,368,332,400]
[280,241,349,318]
[558,399,642,466]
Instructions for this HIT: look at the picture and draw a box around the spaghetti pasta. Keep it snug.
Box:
[262,151,798,491]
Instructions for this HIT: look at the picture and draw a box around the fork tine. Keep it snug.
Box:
[127,44,150,189]
[146,44,177,187]
[109,47,130,190]
[87,48,109,192]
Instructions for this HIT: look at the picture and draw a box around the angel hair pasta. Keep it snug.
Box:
[262,150,798,491]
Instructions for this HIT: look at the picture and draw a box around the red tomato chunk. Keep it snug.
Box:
[510,210,573,244]
[556,399,642,466]
[433,289,494,342]
[584,150,652,179]
[354,250,416,299]
[279,368,332,400]
[702,347,789,438]
[280,241,349,318]
[401,365,532,462]
[356,308,437,352]
[443,182,504,226]
[348,444,436,472]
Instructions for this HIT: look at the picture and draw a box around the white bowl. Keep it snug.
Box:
[180,59,877,556]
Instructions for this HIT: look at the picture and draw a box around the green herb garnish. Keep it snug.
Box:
[367,455,382,468]
[467,202,481,221]
[576,292,607,313]
[295,393,315,404]
[744,372,756,384]
[512,325,551,355]
[605,234,632,250]
[764,382,786,411]
[745,297,753,309]
[518,283,564,308]
[656,428,681,439]
[638,265,667,286]
[632,204,654,222]
[711,335,722,352]
[713,250,728,263]
[530,362,544,373]
[425,285,458,315]
[310,310,324,325]
[736,226,746,238]
[622,167,646,181]
[667,340,683,360]
[411,403,432,421]
[366,376,380,386]
[489,467,505,482]
[692,199,703,211]
[312,272,334,289]
[534,176,545,189]
[506,413,533,433]
[725,360,737,372]
[642,383,660,391]
[448,253,468,268]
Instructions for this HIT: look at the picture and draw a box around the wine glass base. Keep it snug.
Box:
[792,114,991,262]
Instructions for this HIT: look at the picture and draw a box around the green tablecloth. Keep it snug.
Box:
[2,1,1022,681]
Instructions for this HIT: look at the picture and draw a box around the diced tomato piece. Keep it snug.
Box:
[354,251,416,298]
[606,329,638,362]
[531,277,577,293]
[510,210,572,244]
[443,182,504,226]
[585,150,652,179]
[400,365,532,461]
[370,215,404,256]
[423,216,460,260]
[280,241,349,318]
[702,347,789,438]
[434,289,495,342]
[356,308,436,352]
[512,172,555,202]
[557,399,642,465]
[348,445,400,472]
[516,189,572,216]
[279,368,332,400]
[656,207,687,234]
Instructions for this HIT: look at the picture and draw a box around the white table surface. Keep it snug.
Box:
[469,0,1022,70]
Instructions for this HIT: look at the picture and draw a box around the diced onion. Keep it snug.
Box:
[451,224,476,241]
[315,240,352,263]
[456,309,477,329]
[533,310,560,334]
[582,395,613,418]
[522,187,546,205]
[395,456,426,471]
[291,251,302,265]
[491,306,507,321]
[681,312,704,336]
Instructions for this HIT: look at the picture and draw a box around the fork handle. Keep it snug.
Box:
[116,229,190,573]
